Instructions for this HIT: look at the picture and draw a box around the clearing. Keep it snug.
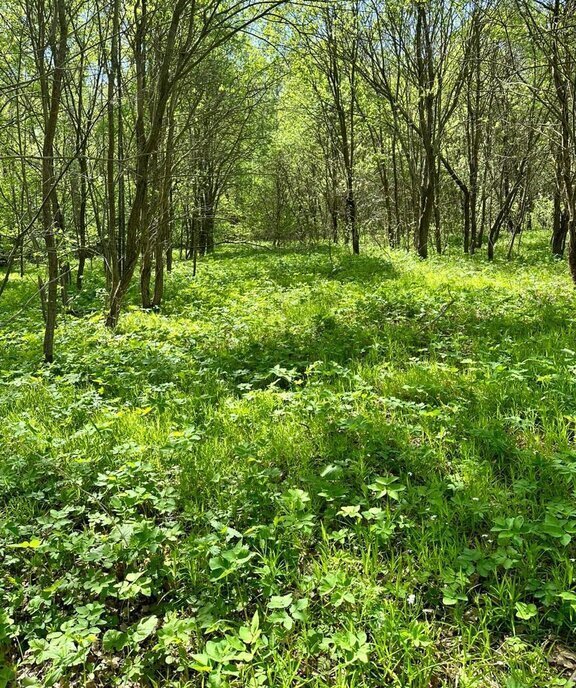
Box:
[1,244,576,687]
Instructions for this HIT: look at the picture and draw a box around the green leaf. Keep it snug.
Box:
[269,610,293,630]
[102,629,129,652]
[268,593,293,609]
[515,602,538,620]
[238,611,261,644]
[290,598,309,621]
[368,476,406,501]
[0,665,15,688]
[337,505,362,519]
[8,538,43,549]
[132,615,158,644]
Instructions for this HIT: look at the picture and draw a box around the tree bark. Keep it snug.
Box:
[39,0,68,363]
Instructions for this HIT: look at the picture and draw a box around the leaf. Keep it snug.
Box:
[442,589,467,605]
[515,602,537,620]
[102,629,129,652]
[268,593,293,609]
[125,571,146,582]
[208,543,254,581]
[337,505,362,519]
[8,538,43,549]
[132,615,158,644]
[0,665,15,688]
[269,610,293,630]
[290,598,309,622]
[251,610,260,634]
[368,476,406,501]
[238,611,261,644]
[190,654,212,671]
[320,464,341,478]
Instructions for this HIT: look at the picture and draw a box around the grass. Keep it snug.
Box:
[2,238,576,686]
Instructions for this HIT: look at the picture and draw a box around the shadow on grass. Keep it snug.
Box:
[197,245,398,286]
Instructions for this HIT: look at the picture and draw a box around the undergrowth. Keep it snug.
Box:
[2,240,576,686]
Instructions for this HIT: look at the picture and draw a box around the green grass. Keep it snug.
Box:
[2,239,576,686]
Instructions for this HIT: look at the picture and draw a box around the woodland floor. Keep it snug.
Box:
[3,237,576,686]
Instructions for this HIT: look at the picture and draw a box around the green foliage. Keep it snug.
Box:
[2,242,576,685]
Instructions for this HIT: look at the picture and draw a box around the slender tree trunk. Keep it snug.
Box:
[463,190,471,254]
[414,4,436,259]
[40,0,68,363]
[392,132,402,246]
[552,187,569,256]
[76,150,88,289]
[106,0,120,293]
[166,186,174,273]
[140,191,153,309]
[346,185,359,255]
[152,120,175,307]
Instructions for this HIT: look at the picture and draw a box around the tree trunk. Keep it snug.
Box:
[463,191,471,254]
[106,0,120,294]
[140,192,153,309]
[552,190,569,257]
[414,3,436,260]
[569,221,576,282]
[76,150,88,289]
[40,0,68,363]
[346,188,359,255]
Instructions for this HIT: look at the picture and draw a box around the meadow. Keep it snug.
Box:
[2,240,576,687]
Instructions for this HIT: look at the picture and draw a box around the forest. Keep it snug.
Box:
[1,0,576,685]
